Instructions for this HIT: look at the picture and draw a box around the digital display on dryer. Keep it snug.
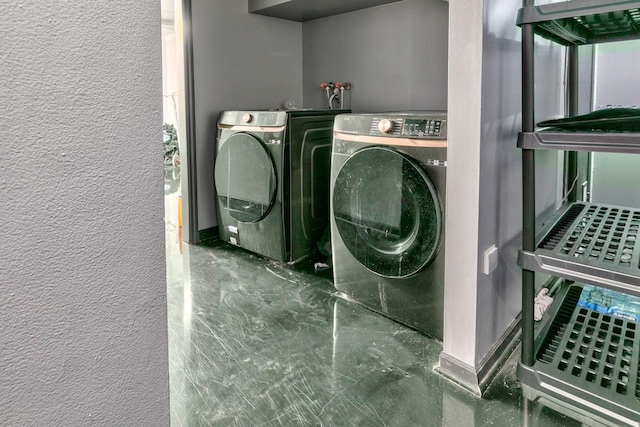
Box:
[257,113,279,126]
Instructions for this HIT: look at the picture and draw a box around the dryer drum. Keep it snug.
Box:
[332,146,443,278]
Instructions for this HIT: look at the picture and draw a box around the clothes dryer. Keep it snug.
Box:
[330,112,447,339]
[215,109,347,263]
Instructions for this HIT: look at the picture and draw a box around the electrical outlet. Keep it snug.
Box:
[482,245,498,275]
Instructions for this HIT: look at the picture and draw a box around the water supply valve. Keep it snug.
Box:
[320,80,350,109]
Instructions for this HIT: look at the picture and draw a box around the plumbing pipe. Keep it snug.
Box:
[329,93,337,109]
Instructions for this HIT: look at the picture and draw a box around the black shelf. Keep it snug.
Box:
[518,0,640,422]
[518,284,640,426]
[519,202,640,297]
[518,130,640,153]
[517,0,640,46]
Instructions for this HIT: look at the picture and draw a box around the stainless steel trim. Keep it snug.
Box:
[334,131,447,148]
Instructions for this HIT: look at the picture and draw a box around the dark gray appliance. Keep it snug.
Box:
[330,112,447,339]
[215,109,347,263]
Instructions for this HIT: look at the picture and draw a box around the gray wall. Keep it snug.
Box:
[302,0,448,112]
[590,40,640,208]
[1,2,169,426]
[192,1,303,230]
[475,0,564,364]
[443,0,564,376]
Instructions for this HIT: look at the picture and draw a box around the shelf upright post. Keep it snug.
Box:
[565,46,579,202]
[521,0,536,367]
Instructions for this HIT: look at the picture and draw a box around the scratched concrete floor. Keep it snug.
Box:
[164,167,586,427]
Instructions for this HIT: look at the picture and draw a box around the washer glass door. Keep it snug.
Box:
[333,146,442,278]
[214,132,276,223]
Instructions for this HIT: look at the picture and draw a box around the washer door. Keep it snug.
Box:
[214,133,277,223]
[333,146,442,278]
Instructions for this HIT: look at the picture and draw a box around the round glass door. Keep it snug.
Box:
[332,146,442,278]
[214,133,276,223]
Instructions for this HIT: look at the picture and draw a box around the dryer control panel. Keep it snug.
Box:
[218,111,287,127]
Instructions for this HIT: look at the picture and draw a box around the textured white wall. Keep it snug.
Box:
[0,2,169,426]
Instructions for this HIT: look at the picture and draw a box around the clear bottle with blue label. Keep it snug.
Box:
[578,285,640,323]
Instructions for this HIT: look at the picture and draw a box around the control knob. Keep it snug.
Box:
[242,113,253,124]
[377,119,394,134]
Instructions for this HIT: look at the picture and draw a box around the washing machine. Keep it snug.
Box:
[215,109,348,264]
[330,112,447,339]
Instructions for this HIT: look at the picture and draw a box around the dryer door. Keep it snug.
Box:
[215,132,277,223]
[333,146,442,278]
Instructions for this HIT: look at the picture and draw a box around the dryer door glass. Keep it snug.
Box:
[214,132,277,223]
[333,146,442,278]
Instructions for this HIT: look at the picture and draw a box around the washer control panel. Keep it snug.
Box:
[366,112,447,139]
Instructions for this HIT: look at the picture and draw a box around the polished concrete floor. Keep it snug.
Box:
[164,167,586,426]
